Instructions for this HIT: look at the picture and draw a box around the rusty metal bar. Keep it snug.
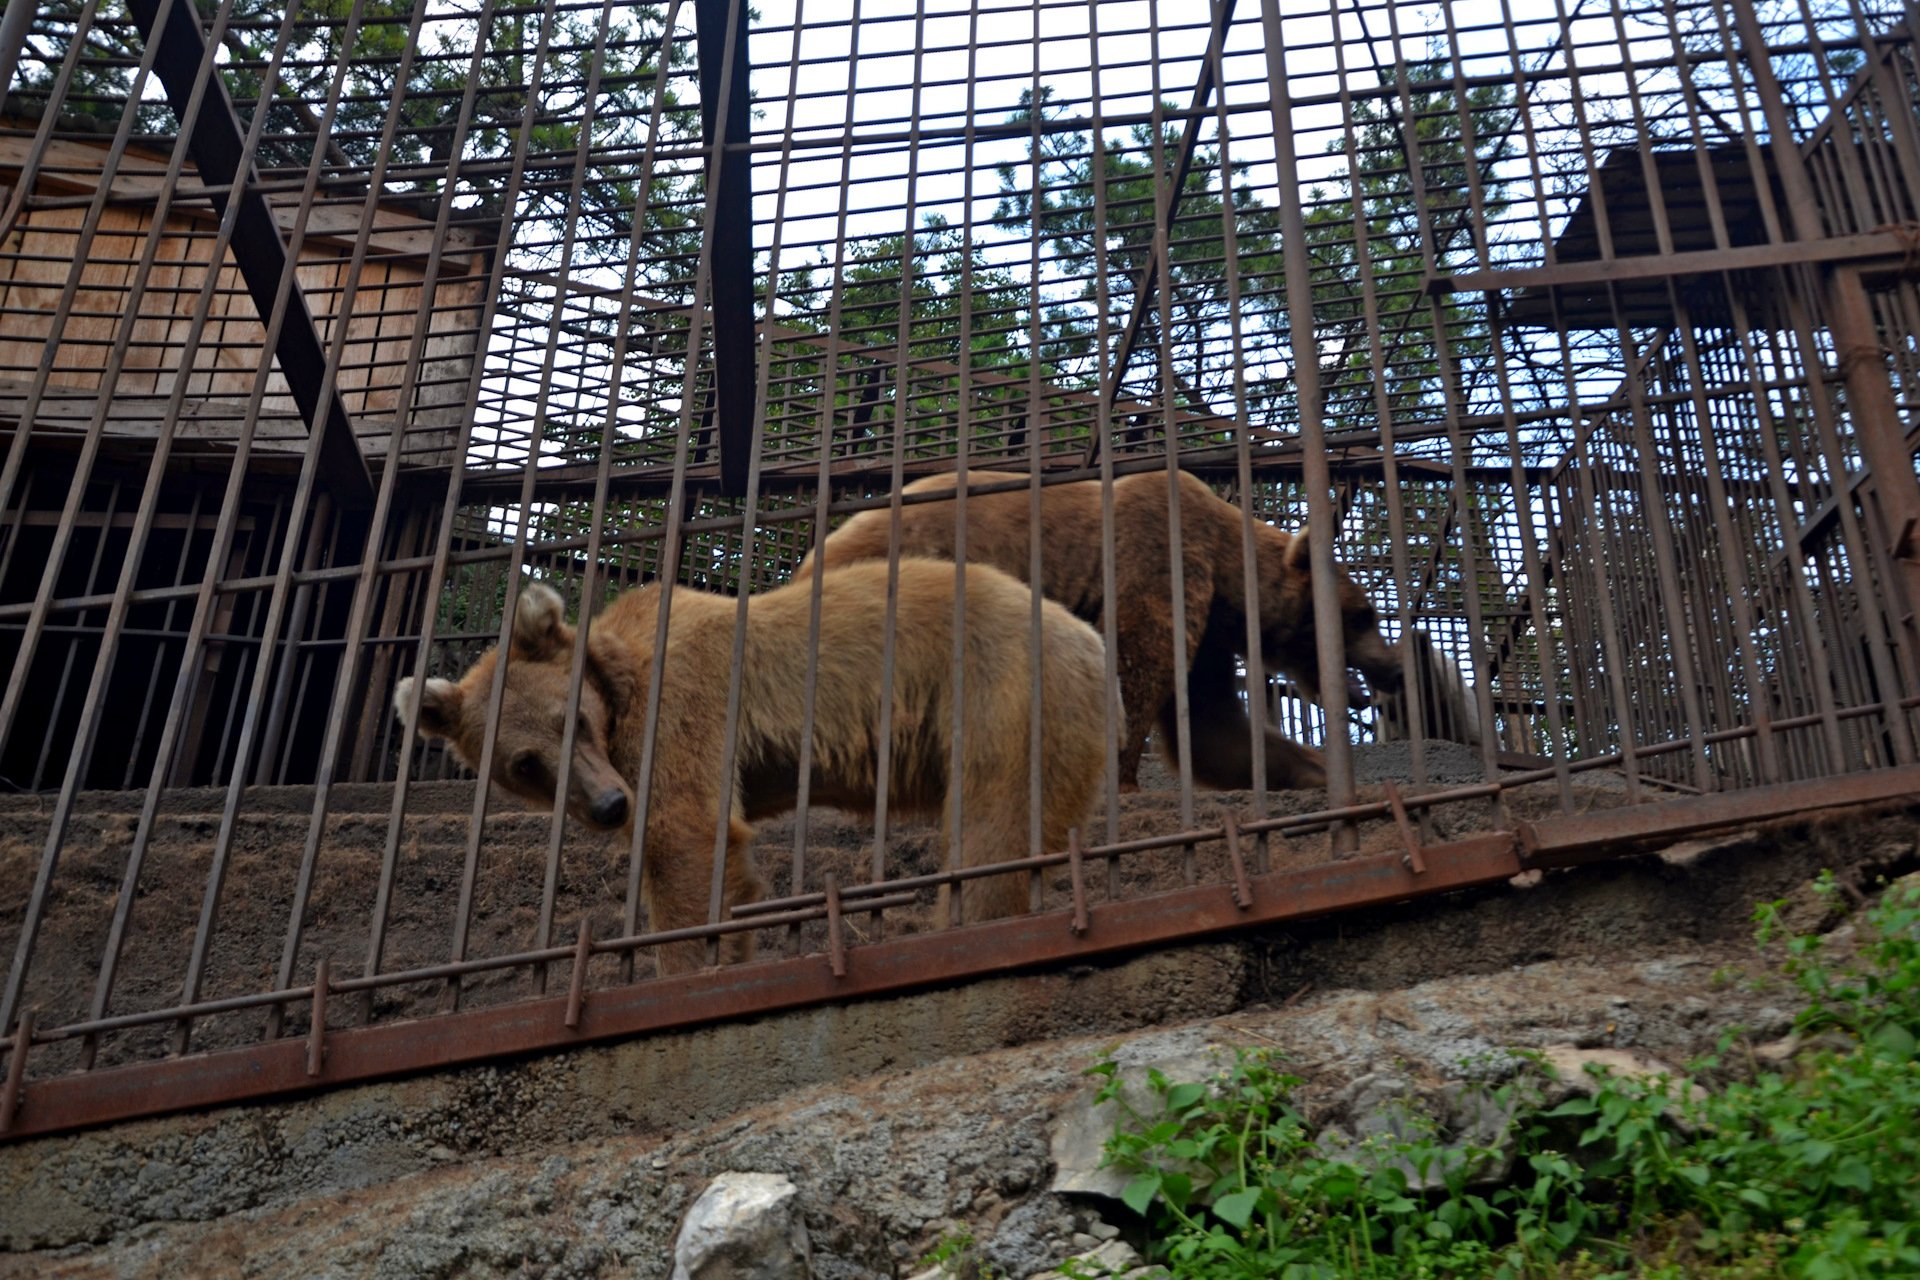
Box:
[0,830,1533,1143]
[1259,0,1357,848]
[45,759,1913,1142]
[1068,828,1089,936]
[824,873,846,979]
[1382,781,1426,875]
[0,1010,30,1134]
[1222,813,1252,910]
[565,921,590,1031]
[305,958,328,1078]
[1518,764,1920,867]
[355,0,545,1013]
[513,0,640,994]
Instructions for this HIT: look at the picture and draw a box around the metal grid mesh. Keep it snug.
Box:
[2,0,1920,1133]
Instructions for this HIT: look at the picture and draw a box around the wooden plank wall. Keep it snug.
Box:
[0,132,488,468]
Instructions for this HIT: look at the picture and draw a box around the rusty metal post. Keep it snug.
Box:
[0,1010,31,1134]
[1258,0,1358,849]
[1383,781,1426,875]
[1068,829,1089,936]
[305,959,329,1078]
[565,920,591,1031]
[824,873,846,978]
[1222,813,1253,910]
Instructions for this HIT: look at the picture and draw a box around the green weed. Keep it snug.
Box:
[1083,874,1920,1279]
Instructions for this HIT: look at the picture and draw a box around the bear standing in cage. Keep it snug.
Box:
[802,469,1402,792]
[397,561,1112,973]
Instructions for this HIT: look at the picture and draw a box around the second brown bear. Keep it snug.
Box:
[803,469,1402,792]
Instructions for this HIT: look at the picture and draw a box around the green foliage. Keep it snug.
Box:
[994,84,1286,419]
[922,1226,1008,1280]
[1301,56,1518,433]
[1084,875,1920,1279]
[22,0,699,270]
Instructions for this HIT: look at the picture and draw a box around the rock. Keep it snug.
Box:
[1537,1045,1704,1130]
[1658,830,1758,866]
[1314,1072,1517,1191]
[983,1196,1081,1278]
[1027,1238,1148,1280]
[672,1171,812,1280]
[1538,1046,1687,1097]
[1049,1049,1227,1200]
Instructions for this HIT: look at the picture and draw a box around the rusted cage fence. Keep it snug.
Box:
[2,0,1920,1137]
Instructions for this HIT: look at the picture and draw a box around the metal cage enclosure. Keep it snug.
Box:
[2,0,1920,1136]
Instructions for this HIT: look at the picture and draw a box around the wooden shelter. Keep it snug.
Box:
[0,123,491,469]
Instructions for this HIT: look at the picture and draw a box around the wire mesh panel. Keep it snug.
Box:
[2,0,1920,1134]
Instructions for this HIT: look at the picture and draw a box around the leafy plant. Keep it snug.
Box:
[1085,874,1920,1278]
[922,1226,1006,1280]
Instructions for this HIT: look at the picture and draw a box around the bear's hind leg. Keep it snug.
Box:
[719,817,769,965]
[1260,727,1328,789]
[1181,640,1329,790]
[943,796,1034,924]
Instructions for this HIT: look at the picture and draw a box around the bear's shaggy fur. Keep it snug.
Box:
[396,559,1110,972]
[801,469,1402,791]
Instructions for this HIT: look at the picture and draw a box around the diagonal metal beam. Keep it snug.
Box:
[125,0,375,508]
[1083,0,1238,465]
[696,0,756,497]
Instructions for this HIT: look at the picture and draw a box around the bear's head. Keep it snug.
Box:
[395,581,638,832]
[1264,531,1404,710]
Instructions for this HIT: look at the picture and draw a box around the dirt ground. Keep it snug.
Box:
[0,742,1623,1079]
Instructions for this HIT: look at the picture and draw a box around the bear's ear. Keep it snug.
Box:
[1285,530,1313,573]
[585,623,642,709]
[395,675,463,740]
[511,581,571,660]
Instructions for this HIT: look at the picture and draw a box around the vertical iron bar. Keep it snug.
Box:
[1084,0,1125,892]
[789,0,867,953]
[870,0,930,889]
[357,0,557,1010]
[705,0,788,964]
[0,0,293,1044]
[518,0,632,993]
[0,1009,31,1134]
[1146,0,1199,876]
[1266,4,1359,846]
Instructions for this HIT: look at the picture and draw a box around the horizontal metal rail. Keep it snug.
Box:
[1427,230,1920,296]
[6,767,1919,1141]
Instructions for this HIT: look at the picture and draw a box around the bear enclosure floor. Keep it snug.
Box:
[0,740,1633,1078]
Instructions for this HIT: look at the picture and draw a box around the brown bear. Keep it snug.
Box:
[395,558,1110,973]
[801,469,1402,792]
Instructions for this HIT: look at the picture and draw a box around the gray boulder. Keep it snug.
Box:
[672,1171,813,1280]
[1314,1072,1518,1191]
[1049,1048,1229,1200]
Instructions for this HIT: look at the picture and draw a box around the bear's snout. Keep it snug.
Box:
[589,789,630,829]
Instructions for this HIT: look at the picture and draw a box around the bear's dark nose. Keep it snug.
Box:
[590,790,629,828]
